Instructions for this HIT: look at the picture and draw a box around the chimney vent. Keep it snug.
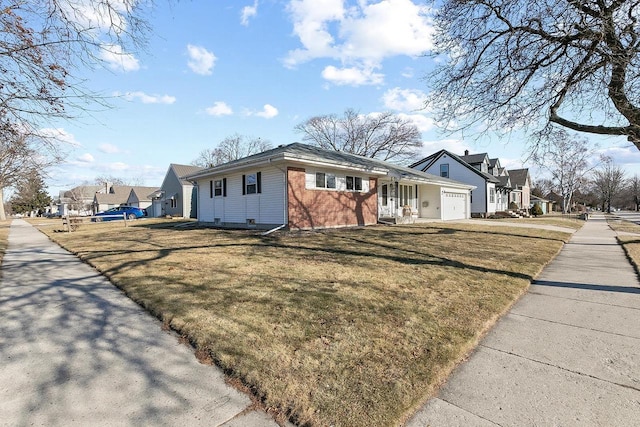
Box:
[464,150,469,156]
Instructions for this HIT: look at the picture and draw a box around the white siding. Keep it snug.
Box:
[422,154,490,215]
[419,185,441,219]
[196,166,286,226]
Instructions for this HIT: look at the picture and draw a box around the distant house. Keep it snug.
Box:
[149,164,203,218]
[56,185,103,216]
[92,184,158,214]
[184,143,475,230]
[127,186,160,212]
[92,185,134,214]
[410,149,502,217]
[508,169,531,211]
[531,195,553,214]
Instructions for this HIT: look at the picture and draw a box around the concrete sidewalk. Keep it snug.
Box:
[0,220,281,427]
[408,214,640,426]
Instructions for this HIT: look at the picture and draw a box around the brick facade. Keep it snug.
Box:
[287,167,378,229]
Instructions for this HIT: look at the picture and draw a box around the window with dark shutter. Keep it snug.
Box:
[257,172,262,194]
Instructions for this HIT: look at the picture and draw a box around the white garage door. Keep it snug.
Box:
[442,191,467,220]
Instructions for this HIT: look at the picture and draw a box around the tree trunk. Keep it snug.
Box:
[0,188,6,221]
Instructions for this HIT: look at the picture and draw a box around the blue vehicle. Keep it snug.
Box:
[94,206,147,221]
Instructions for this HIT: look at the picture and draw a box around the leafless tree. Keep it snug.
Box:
[531,130,595,214]
[0,1,153,212]
[593,157,627,213]
[192,134,272,167]
[429,0,640,149]
[627,175,640,211]
[0,125,62,220]
[531,178,555,198]
[295,109,423,163]
[1,1,151,130]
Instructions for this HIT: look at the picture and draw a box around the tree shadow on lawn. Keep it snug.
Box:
[0,245,248,426]
[70,229,538,287]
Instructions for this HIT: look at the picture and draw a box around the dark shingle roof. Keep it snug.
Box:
[460,153,488,165]
[410,149,500,183]
[509,168,530,187]
[185,143,474,188]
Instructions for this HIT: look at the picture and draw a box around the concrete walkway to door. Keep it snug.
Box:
[0,220,283,427]
[407,213,640,426]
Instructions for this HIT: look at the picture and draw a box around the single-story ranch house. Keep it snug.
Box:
[184,143,475,230]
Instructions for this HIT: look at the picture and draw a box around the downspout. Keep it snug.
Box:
[269,158,288,231]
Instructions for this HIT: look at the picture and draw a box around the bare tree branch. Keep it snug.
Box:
[430,0,640,148]
[295,109,423,163]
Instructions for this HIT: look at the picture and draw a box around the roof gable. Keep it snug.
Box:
[411,149,500,183]
[128,186,160,202]
[508,168,530,187]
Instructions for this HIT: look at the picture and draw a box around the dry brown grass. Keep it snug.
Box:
[36,219,570,427]
[484,216,584,230]
[607,217,640,273]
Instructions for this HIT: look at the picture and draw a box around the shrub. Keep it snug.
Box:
[531,204,544,217]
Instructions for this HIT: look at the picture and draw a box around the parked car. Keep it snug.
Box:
[94,206,147,221]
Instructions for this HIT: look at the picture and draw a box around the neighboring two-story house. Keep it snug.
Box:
[410,150,530,217]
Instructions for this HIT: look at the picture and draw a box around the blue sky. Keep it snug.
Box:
[44,0,640,196]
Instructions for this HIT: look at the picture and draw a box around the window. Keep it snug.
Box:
[315,172,336,189]
[399,184,413,207]
[170,198,177,208]
[214,180,223,196]
[243,172,261,195]
[381,184,388,206]
[346,176,362,191]
[440,163,449,178]
[489,187,495,203]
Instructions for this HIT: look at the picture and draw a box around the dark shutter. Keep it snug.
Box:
[242,175,246,195]
[257,172,262,194]
[209,180,213,198]
[223,178,227,197]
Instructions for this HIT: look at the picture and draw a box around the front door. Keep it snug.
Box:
[378,181,398,218]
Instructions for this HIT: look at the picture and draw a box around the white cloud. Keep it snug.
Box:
[397,113,435,133]
[255,104,279,119]
[59,1,129,38]
[321,65,384,86]
[241,1,259,26]
[383,87,428,111]
[285,0,434,85]
[100,44,140,72]
[401,67,414,78]
[121,91,176,104]
[206,101,233,116]
[99,143,121,154]
[77,153,95,163]
[187,44,216,75]
[597,143,640,169]
[38,128,81,146]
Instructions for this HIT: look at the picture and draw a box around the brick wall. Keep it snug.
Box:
[287,167,378,229]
